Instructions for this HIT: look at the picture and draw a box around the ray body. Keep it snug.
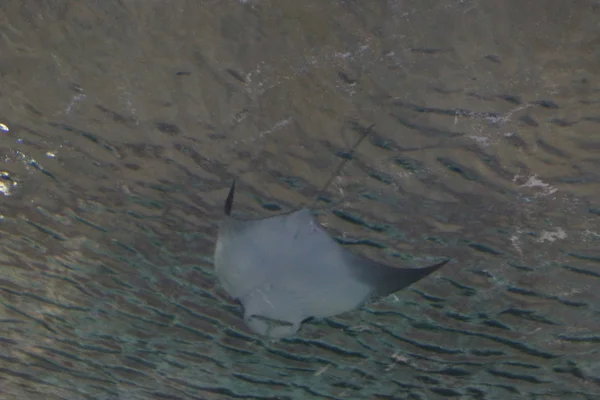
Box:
[214,181,448,338]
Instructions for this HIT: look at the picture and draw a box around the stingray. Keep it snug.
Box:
[214,179,449,338]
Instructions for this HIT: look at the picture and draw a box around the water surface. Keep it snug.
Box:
[1,1,599,399]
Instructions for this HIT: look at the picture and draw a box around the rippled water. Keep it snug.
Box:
[1,1,599,399]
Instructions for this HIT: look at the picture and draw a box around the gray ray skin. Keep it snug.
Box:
[214,181,449,338]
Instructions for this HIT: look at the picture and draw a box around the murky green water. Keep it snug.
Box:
[1,1,599,399]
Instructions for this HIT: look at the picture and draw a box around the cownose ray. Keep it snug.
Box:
[214,181,449,338]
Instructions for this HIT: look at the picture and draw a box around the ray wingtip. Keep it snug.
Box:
[224,179,236,216]
[428,257,452,272]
